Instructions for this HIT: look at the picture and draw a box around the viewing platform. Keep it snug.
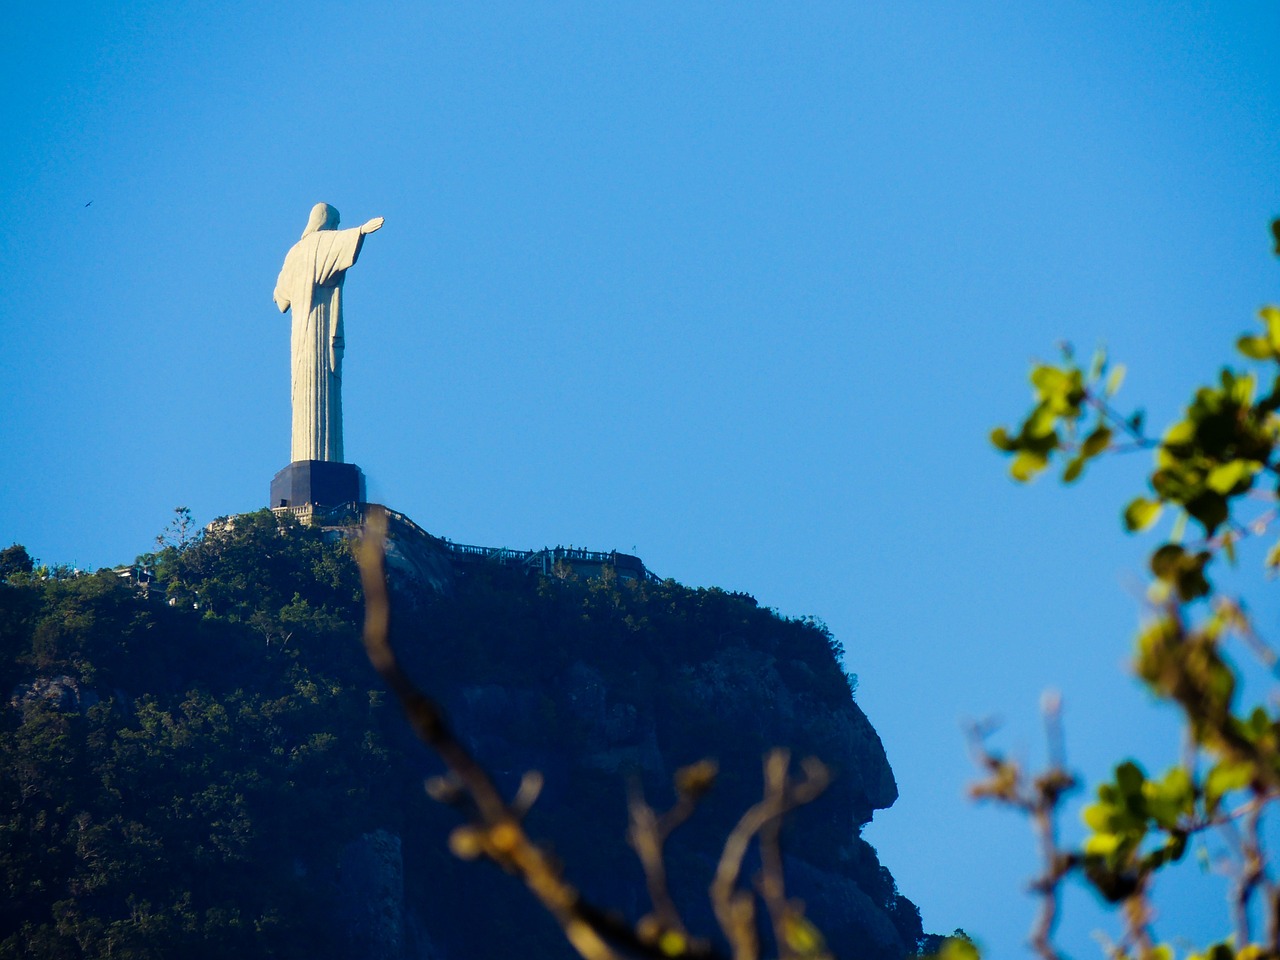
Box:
[270,502,660,583]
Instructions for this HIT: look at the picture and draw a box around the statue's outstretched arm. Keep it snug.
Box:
[360,217,385,235]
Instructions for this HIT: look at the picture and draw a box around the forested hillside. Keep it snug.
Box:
[1,511,922,959]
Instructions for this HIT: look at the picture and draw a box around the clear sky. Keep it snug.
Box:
[3,2,1279,955]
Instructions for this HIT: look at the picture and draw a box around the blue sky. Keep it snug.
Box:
[3,2,1280,955]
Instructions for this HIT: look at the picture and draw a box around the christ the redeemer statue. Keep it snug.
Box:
[273,203,383,463]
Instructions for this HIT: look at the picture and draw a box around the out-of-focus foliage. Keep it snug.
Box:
[980,219,1280,960]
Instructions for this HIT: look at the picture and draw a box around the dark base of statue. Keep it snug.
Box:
[270,460,366,509]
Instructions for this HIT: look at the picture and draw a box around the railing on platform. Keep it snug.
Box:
[442,540,662,582]
[271,502,665,583]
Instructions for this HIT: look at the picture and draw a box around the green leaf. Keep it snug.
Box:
[1206,459,1260,494]
[1249,706,1269,737]
[1238,334,1273,360]
[1125,498,1163,532]
[1082,802,1111,831]
[1026,404,1057,439]
[1230,371,1258,406]
[1010,451,1048,483]
[1204,759,1254,809]
[1030,364,1065,395]
[1186,492,1230,536]
[1081,425,1113,458]
[1263,304,1280,350]
[1144,766,1193,828]
[1106,363,1126,397]
[1157,765,1193,806]
[1062,456,1084,483]
[1150,543,1186,580]
[1088,346,1106,382]
[1163,420,1196,447]
[1084,831,1122,856]
[1189,943,1242,960]
[937,938,981,960]
[1176,551,1213,601]
[1116,761,1145,799]
[989,426,1017,452]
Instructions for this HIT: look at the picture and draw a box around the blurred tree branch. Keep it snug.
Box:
[980,219,1280,960]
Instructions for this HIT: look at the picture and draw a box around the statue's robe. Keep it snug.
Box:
[273,227,365,462]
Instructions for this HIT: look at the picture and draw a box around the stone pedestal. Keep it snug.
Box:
[270,460,366,509]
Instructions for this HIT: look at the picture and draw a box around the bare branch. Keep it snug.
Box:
[627,760,717,951]
[1083,394,1155,449]
[967,706,1077,960]
[710,749,831,960]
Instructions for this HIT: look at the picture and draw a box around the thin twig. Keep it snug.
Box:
[756,753,797,960]
[627,763,716,949]
[1234,797,1268,948]
[967,709,1077,960]
[1117,880,1155,959]
[1084,394,1156,448]
[1218,598,1279,672]
[709,750,830,960]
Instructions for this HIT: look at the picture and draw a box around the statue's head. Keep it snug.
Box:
[302,203,340,238]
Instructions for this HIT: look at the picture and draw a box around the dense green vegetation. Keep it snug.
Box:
[1,510,918,959]
[1,513,396,959]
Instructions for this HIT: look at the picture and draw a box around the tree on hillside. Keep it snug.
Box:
[0,545,33,582]
[981,219,1280,960]
[155,506,199,551]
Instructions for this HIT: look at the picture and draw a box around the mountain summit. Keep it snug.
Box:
[0,508,923,959]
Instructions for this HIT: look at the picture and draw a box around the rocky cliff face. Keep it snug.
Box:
[369,512,923,960]
[432,658,914,958]
[339,829,406,960]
